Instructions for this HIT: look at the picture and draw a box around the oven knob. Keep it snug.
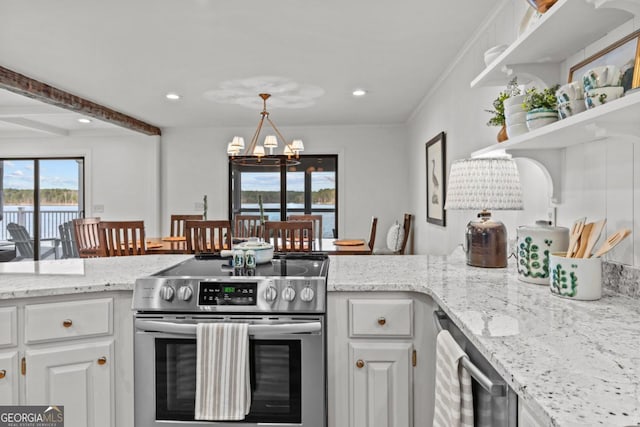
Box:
[300,287,315,302]
[282,286,296,302]
[159,285,175,301]
[178,285,193,301]
[264,286,278,302]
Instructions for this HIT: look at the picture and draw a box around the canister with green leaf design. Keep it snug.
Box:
[516,220,569,284]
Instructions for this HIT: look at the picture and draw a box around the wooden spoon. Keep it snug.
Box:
[583,219,606,258]
[566,217,586,258]
[592,228,632,258]
[574,222,593,258]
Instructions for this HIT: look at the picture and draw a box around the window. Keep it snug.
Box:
[0,158,85,260]
[229,155,337,238]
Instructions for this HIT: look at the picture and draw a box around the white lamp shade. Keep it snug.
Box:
[253,145,265,156]
[445,158,523,210]
[227,142,240,155]
[231,136,245,149]
[283,145,294,156]
[264,135,278,148]
[291,139,304,152]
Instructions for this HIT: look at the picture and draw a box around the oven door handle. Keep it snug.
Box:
[135,319,322,336]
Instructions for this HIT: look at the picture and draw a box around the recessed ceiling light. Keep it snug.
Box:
[166,93,181,100]
[352,89,367,97]
[77,118,92,124]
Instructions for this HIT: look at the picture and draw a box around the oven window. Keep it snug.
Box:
[155,338,302,423]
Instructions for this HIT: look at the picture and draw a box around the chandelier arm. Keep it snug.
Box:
[266,116,293,149]
[246,115,266,155]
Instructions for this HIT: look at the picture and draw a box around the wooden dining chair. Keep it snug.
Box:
[288,214,322,249]
[368,216,378,251]
[265,220,313,252]
[170,214,203,237]
[184,220,233,253]
[98,220,146,257]
[373,213,412,255]
[73,217,104,258]
[234,214,262,238]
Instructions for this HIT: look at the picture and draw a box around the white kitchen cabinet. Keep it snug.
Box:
[0,351,19,404]
[328,292,436,427]
[26,341,113,427]
[349,342,412,427]
[0,291,134,427]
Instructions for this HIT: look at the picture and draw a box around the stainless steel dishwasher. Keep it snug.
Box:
[433,310,518,427]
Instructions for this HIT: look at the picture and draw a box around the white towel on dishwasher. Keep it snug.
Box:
[433,330,474,427]
[195,323,251,420]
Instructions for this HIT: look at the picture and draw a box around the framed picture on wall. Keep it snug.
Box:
[426,131,446,226]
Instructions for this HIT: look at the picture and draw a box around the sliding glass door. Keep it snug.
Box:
[229,155,337,238]
[0,158,84,261]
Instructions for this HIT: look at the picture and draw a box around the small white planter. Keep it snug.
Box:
[549,253,602,301]
[525,108,558,130]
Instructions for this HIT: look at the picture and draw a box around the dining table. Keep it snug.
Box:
[144,237,372,255]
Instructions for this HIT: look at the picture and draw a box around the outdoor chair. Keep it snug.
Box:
[6,222,59,260]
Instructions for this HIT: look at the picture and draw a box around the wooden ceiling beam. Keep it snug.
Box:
[0,66,161,136]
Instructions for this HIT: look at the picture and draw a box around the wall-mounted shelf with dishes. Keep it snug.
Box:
[471,0,634,89]
[473,89,640,157]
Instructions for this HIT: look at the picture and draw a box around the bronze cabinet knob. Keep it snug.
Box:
[377,317,386,326]
[62,319,73,328]
[0,369,6,379]
[356,360,365,369]
[97,357,107,365]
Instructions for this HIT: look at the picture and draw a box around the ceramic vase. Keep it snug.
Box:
[497,124,508,143]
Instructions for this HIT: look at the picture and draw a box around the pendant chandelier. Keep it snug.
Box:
[226,93,304,166]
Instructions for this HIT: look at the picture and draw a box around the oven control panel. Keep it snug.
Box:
[133,277,326,313]
[198,282,257,306]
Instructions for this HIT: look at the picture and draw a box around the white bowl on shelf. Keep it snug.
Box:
[507,123,529,138]
[483,44,509,66]
[503,94,526,109]
[526,109,559,130]
[505,111,527,125]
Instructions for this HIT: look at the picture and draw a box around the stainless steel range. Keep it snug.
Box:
[132,253,329,427]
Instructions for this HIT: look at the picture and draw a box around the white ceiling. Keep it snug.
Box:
[0,0,501,136]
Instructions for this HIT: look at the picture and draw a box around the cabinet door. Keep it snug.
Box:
[0,351,19,404]
[349,342,413,427]
[25,340,114,427]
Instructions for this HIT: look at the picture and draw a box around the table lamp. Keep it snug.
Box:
[445,157,523,268]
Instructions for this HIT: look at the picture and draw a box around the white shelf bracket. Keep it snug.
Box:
[586,0,640,16]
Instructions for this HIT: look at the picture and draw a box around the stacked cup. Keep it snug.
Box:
[582,65,624,109]
[503,94,528,138]
[556,81,586,119]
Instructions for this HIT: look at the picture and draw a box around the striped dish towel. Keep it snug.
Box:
[433,330,474,427]
[195,323,251,420]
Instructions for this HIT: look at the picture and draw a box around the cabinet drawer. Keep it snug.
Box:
[349,299,413,337]
[0,307,18,348]
[25,298,113,344]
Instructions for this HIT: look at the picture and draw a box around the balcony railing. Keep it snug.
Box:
[1,208,80,241]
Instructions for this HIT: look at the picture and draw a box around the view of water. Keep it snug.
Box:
[242,203,336,238]
[1,205,80,241]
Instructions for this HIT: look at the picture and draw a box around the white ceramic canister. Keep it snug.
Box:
[516,220,569,284]
[549,252,602,301]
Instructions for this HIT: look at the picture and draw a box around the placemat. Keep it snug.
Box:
[333,239,366,246]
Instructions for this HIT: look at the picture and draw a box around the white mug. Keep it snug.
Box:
[556,81,583,104]
[582,65,621,91]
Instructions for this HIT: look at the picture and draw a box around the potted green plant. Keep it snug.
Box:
[485,77,521,142]
[522,84,560,131]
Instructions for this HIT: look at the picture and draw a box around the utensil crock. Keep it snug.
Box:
[516,221,569,284]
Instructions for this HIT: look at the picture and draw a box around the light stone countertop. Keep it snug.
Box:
[1,252,638,426]
[0,255,190,299]
[329,251,640,427]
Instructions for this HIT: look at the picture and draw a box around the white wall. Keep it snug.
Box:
[0,134,161,236]
[406,1,640,267]
[160,124,410,246]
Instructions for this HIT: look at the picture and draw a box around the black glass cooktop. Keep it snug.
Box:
[153,253,329,278]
